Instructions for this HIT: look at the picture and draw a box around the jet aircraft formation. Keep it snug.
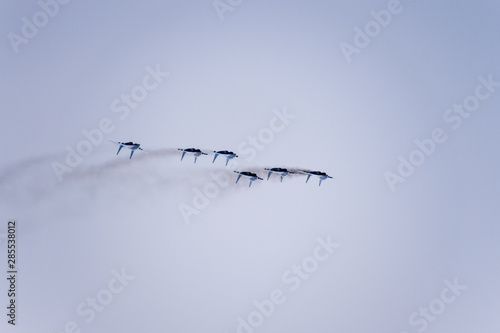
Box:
[109,142,332,187]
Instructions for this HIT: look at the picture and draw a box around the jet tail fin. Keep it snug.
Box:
[306,174,311,183]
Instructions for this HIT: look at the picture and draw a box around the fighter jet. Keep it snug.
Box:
[300,170,333,186]
[109,141,143,159]
[178,148,207,163]
[212,150,238,166]
[264,168,295,182]
[234,171,263,187]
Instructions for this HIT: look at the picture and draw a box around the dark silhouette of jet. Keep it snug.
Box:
[178,148,207,163]
[212,150,238,166]
[234,171,263,187]
[110,141,143,159]
[265,168,295,182]
[300,170,333,186]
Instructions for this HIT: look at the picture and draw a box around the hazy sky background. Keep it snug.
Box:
[1,0,499,332]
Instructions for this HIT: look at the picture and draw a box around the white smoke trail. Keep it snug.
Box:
[0,146,332,210]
